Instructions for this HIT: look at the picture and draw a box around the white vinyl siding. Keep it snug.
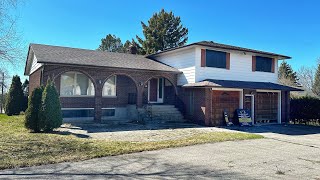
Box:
[195,47,278,83]
[153,48,196,85]
[30,54,43,75]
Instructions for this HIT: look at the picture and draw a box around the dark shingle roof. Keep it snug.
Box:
[148,41,291,60]
[183,79,303,91]
[29,43,180,73]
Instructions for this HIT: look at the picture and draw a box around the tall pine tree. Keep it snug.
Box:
[278,61,298,86]
[25,86,43,132]
[5,75,24,115]
[38,79,62,132]
[312,63,320,96]
[136,9,188,54]
[97,34,124,52]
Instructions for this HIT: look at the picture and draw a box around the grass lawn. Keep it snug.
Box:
[0,114,263,170]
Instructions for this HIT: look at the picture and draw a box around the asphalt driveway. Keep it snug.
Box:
[227,124,320,148]
[1,125,319,179]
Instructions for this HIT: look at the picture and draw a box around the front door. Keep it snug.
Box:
[244,94,254,124]
[148,78,164,103]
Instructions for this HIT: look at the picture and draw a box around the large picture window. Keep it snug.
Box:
[205,50,227,68]
[256,56,272,72]
[103,75,116,96]
[60,72,95,96]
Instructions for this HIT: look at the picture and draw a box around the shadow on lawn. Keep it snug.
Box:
[51,130,90,139]
[60,121,204,134]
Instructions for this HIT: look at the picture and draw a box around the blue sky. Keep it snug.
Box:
[12,0,320,79]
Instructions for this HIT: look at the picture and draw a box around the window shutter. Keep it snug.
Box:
[226,53,230,70]
[201,49,206,67]
[271,58,275,73]
[252,56,256,72]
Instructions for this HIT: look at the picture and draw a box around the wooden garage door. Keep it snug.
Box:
[256,92,278,124]
[212,90,240,125]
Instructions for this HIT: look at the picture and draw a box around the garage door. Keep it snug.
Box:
[256,92,279,124]
[212,90,240,125]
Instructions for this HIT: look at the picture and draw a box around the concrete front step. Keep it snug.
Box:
[150,105,175,108]
[150,108,179,112]
[152,114,183,119]
[151,111,182,115]
[142,105,185,123]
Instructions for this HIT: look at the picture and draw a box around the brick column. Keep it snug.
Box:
[282,91,291,124]
[286,91,291,123]
[94,83,102,123]
[204,88,212,126]
[136,86,144,108]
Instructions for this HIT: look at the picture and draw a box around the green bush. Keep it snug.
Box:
[25,87,43,132]
[5,75,24,116]
[290,96,320,125]
[38,79,62,132]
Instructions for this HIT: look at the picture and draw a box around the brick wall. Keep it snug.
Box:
[180,88,207,125]
[28,68,42,93]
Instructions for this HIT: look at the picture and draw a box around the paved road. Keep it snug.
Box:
[1,125,320,179]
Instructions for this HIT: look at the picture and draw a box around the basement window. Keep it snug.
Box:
[102,108,115,117]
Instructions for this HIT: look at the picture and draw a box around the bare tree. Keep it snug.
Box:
[0,69,10,113]
[0,0,22,67]
[297,66,316,94]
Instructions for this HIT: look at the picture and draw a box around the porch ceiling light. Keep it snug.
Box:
[138,82,144,86]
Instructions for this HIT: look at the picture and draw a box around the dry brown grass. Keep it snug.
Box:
[0,114,263,170]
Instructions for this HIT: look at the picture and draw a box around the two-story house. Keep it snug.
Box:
[24,41,301,126]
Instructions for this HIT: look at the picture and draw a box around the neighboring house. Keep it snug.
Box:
[24,41,301,126]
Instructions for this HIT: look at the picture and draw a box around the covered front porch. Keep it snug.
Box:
[43,64,180,123]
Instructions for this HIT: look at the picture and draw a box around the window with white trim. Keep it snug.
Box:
[103,75,116,96]
[60,72,95,96]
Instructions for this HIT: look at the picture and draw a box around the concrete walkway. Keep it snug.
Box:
[1,125,319,179]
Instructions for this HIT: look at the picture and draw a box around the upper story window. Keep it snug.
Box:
[60,72,95,96]
[205,50,226,68]
[201,49,230,69]
[103,75,116,96]
[255,56,273,73]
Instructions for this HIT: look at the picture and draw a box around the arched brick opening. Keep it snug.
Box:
[142,76,178,105]
[52,69,97,95]
[52,70,97,122]
[101,73,139,107]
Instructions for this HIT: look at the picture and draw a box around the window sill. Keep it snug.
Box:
[254,70,274,73]
[102,96,117,98]
[202,66,228,70]
[60,95,95,97]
